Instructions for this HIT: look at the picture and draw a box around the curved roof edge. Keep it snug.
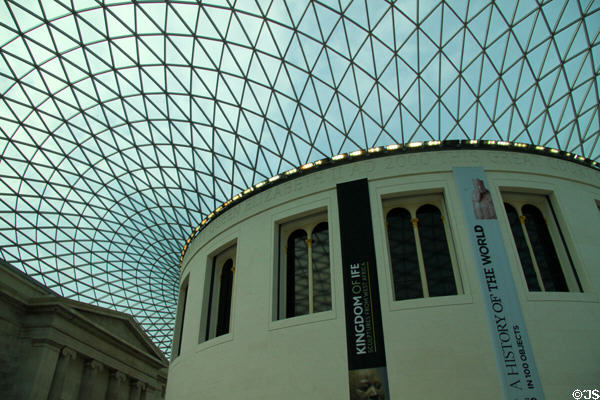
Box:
[179,139,599,268]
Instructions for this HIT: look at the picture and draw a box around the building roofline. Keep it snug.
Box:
[179,139,599,268]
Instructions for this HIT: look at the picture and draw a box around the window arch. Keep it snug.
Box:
[203,245,236,342]
[417,204,456,297]
[386,207,421,300]
[286,229,309,317]
[522,204,568,291]
[278,212,331,320]
[172,277,189,358]
[311,222,331,313]
[503,193,579,292]
[385,195,460,301]
[216,258,234,336]
[505,203,540,291]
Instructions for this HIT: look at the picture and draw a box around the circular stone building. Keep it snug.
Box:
[1,3,599,396]
[167,143,600,399]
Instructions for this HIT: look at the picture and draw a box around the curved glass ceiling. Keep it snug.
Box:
[1,0,598,356]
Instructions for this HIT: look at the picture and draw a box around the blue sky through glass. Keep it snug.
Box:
[0,0,598,356]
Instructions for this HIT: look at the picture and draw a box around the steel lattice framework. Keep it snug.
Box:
[0,0,598,357]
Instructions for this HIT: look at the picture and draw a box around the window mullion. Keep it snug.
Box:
[412,217,429,298]
[519,214,546,291]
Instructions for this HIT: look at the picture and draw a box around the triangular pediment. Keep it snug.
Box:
[69,304,166,362]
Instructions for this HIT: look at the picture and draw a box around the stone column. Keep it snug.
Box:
[129,380,146,400]
[20,341,60,400]
[105,370,129,400]
[78,360,109,400]
[49,347,84,400]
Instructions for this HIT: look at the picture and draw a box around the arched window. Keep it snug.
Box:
[311,222,331,313]
[503,193,579,292]
[216,259,234,336]
[172,278,189,358]
[505,203,539,291]
[385,195,460,300]
[522,205,568,291]
[286,229,309,317]
[203,245,236,341]
[278,212,331,320]
[417,204,457,297]
[386,208,421,300]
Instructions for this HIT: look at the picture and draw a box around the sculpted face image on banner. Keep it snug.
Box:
[349,367,388,400]
[337,179,391,399]
[454,167,545,400]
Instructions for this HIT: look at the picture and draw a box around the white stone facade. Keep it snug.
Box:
[168,149,600,399]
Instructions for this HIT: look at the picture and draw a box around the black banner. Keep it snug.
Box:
[337,179,390,399]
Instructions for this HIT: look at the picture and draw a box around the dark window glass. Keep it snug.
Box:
[417,204,457,297]
[311,222,331,313]
[522,204,568,292]
[216,259,234,336]
[205,260,217,341]
[504,203,540,291]
[387,208,422,300]
[286,229,309,317]
[175,284,188,357]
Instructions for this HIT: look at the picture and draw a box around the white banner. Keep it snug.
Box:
[453,167,544,400]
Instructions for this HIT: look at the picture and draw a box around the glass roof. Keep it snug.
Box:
[1,0,598,357]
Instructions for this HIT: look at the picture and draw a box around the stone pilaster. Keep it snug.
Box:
[78,359,109,400]
[48,347,83,400]
[144,385,164,400]
[129,380,146,400]
[20,341,60,400]
[106,370,129,400]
